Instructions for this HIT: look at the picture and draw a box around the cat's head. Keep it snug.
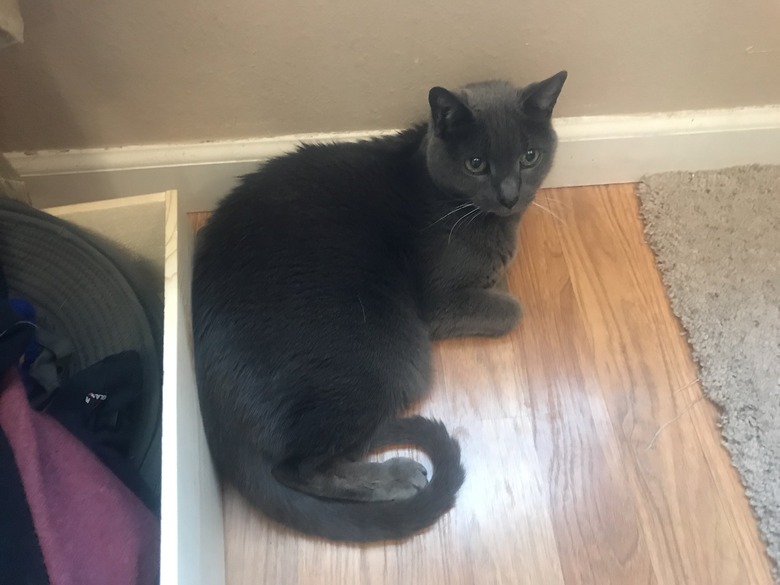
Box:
[425,71,567,217]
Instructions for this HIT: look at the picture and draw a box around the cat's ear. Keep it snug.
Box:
[428,87,474,138]
[521,71,568,119]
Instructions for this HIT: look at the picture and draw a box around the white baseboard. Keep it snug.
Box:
[5,106,780,211]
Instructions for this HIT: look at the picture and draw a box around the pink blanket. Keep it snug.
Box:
[0,369,159,585]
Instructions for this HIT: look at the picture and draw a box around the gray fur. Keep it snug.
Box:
[192,71,567,541]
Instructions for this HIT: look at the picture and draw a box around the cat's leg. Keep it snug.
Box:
[428,288,522,340]
[275,456,429,502]
[493,269,510,292]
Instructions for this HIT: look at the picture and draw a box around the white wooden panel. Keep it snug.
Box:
[45,193,167,287]
[160,190,225,585]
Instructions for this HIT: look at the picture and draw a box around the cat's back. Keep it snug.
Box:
[221,132,419,220]
[194,132,425,309]
[207,133,420,245]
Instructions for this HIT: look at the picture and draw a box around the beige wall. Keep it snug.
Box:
[1,0,779,152]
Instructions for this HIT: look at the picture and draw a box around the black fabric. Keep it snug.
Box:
[0,264,35,375]
[0,310,33,375]
[44,350,142,454]
[12,304,75,411]
[0,425,51,585]
[43,351,159,515]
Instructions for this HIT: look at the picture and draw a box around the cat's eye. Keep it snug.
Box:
[464,157,489,175]
[520,149,541,168]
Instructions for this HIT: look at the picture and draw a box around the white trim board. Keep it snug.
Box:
[6,106,780,211]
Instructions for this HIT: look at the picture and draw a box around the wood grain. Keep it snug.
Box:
[189,184,774,585]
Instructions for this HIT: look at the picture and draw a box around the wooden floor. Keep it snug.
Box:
[191,184,774,585]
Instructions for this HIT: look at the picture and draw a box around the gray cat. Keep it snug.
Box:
[191,71,567,542]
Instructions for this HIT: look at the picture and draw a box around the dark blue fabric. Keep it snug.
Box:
[0,262,50,584]
[0,264,35,376]
[0,424,51,585]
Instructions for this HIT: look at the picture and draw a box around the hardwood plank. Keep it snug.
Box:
[511,195,658,584]
[547,185,773,584]
[188,184,774,585]
[190,211,210,233]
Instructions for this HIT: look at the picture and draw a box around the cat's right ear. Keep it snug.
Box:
[429,87,474,139]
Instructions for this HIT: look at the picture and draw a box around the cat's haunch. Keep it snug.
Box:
[191,72,567,542]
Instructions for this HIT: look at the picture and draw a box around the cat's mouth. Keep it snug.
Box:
[487,200,531,218]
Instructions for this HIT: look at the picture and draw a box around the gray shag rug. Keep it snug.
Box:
[638,165,779,576]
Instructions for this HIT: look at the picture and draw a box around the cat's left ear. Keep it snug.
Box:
[521,71,568,119]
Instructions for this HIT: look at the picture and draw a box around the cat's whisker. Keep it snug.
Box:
[447,208,472,244]
[448,208,481,244]
[532,201,565,224]
[465,210,484,229]
[427,203,475,228]
[542,194,573,211]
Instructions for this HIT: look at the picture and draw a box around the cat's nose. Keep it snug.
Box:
[498,193,520,208]
[498,177,520,208]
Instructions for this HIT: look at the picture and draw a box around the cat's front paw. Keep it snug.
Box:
[488,293,522,336]
[429,289,522,339]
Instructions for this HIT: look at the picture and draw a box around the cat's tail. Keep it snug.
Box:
[242,416,465,542]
